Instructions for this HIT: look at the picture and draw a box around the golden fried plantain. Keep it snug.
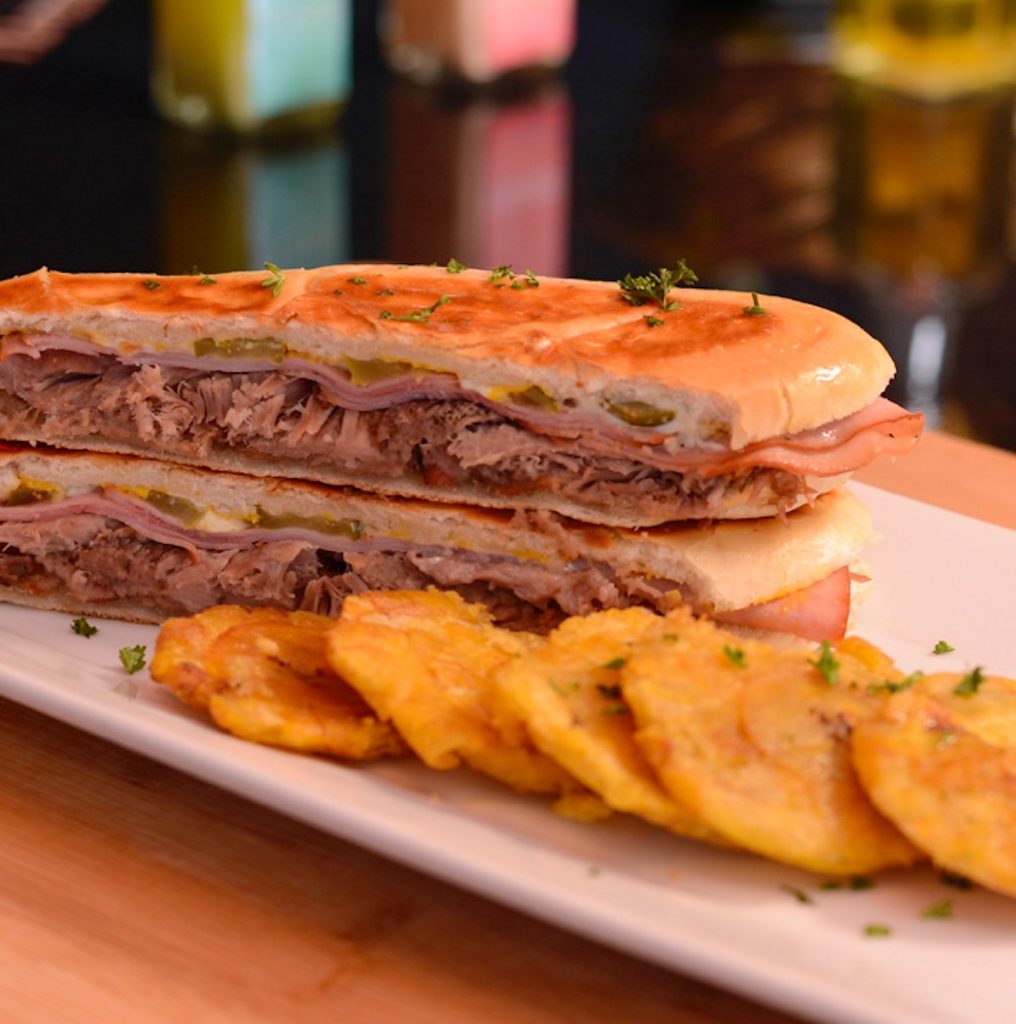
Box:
[152,605,405,760]
[326,589,578,795]
[496,607,725,842]
[852,672,1016,898]
[621,608,922,874]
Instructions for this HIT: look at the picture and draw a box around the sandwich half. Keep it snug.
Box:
[0,446,873,641]
[0,264,921,528]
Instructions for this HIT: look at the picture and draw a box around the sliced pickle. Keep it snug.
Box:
[603,400,675,428]
[506,385,559,412]
[251,506,365,540]
[144,489,204,526]
[344,356,416,386]
[193,337,288,363]
[4,483,56,507]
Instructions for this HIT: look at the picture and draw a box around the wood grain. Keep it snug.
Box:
[0,430,1011,1024]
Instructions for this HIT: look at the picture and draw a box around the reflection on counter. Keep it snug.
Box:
[159,129,350,273]
[386,81,571,274]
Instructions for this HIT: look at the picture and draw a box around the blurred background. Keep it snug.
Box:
[0,0,1012,449]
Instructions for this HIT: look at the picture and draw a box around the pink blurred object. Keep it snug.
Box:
[384,0,576,85]
[388,84,571,276]
[0,0,107,64]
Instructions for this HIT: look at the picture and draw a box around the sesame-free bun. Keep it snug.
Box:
[0,264,896,449]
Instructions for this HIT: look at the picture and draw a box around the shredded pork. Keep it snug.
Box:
[0,350,808,522]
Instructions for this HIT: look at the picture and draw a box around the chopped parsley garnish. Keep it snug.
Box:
[601,657,627,671]
[141,279,160,290]
[511,279,526,290]
[199,275,217,286]
[921,898,953,919]
[864,923,891,937]
[819,876,873,891]
[953,666,985,697]
[812,641,840,685]
[549,679,581,696]
[261,262,285,297]
[601,704,630,717]
[596,683,623,700]
[378,294,450,324]
[618,260,698,311]
[524,269,539,287]
[377,288,395,296]
[867,671,923,695]
[782,884,813,905]
[723,645,746,669]
[489,265,515,282]
[118,644,147,675]
[446,258,467,274]
[940,871,973,890]
[933,640,955,655]
[743,291,766,315]
[348,276,367,285]
[71,616,98,638]
[644,315,664,327]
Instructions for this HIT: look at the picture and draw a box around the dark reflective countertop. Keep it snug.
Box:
[1,0,1012,450]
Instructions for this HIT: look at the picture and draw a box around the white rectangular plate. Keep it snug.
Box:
[1,483,1014,1024]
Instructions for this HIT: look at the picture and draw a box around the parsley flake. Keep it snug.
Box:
[260,262,285,297]
[348,276,367,285]
[446,258,467,274]
[118,644,147,675]
[782,884,813,905]
[864,923,892,937]
[71,616,98,638]
[743,291,766,315]
[199,275,217,286]
[596,683,623,700]
[921,898,953,919]
[379,294,450,324]
[141,279,160,290]
[953,666,986,697]
[644,315,664,327]
[601,657,627,671]
[933,640,955,655]
[618,260,698,311]
[812,641,840,685]
[601,704,630,717]
[723,645,746,669]
[489,265,515,282]
[940,871,973,890]
[868,671,923,695]
[524,269,539,287]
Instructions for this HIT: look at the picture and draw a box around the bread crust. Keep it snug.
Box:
[0,265,896,449]
[0,447,873,614]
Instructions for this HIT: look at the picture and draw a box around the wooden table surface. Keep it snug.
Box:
[0,431,1013,1024]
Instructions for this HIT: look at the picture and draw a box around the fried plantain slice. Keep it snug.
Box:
[621,609,922,874]
[326,589,578,795]
[496,608,726,842]
[153,606,405,760]
[852,672,1016,898]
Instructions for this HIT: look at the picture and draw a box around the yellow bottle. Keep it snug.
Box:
[152,0,351,134]
[833,0,1016,97]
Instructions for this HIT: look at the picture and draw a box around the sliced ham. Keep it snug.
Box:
[712,566,851,643]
